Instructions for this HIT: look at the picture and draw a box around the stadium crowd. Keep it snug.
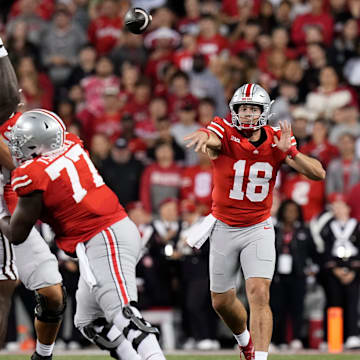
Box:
[1,0,360,353]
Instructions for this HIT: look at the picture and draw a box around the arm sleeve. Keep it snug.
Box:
[11,165,49,197]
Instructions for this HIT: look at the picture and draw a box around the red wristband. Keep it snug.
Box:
[198,128,211,139]
[287,146,299,159]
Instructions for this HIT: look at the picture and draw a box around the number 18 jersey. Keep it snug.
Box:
[11,133,127,253]
[207,117,296,226]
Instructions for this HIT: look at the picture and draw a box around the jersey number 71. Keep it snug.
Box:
[45,144,104,203]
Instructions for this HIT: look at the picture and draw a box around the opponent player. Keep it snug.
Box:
[0,38,65,359]
[184,84,326,360]
[0,109,166,360]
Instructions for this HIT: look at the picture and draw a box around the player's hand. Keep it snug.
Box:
[184,130,209,152]
[274,120,292,153]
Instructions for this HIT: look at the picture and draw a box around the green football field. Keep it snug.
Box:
[0,355,359,360]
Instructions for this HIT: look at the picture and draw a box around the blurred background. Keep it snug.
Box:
[1,0,360,354]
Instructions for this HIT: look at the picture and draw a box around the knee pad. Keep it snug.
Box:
[34,285,67,323]
[82,318,123,359]
[122,301,159,351]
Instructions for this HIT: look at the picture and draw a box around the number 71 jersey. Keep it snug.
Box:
[207,117,296,227]
[11,133,127,253]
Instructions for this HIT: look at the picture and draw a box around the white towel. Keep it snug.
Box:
[184,214,217,249]
[76,242,97,290]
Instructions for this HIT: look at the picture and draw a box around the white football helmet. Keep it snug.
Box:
[9,109,66,162]
[229,83,273,131]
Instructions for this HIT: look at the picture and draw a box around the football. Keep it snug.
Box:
[124,7,152,34]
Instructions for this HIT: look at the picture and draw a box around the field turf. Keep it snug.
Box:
[0,354,359,360]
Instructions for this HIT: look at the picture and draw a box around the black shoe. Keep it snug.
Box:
[31,352,52,360]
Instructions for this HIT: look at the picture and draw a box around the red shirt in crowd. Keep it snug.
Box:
[181,165,213,215]
[88,15,123,55]
[300,140,339,169]
[196,34,229,60]
[282,173,325,222]
[140,163,182,213]
[291,12,334,47]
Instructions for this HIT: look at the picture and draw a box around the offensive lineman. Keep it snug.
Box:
[0,38,65,360]
[0,107,166,360]
[185,84,326,360]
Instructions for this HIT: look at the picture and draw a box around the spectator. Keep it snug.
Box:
[136,97,168,144]
[172,33,197,73]
[314,193,360,349]
[110,28,148,70]
[88,0,123,55]
[329,106,360,144]
[147,117,185,163]
[119,62,140,98]
[189,53,228,117]
[282,172,325,223]
[271,200,317,350]
[291,0,334,49]
[119,113,148,161]
[81,56,120,117]
[16,55,54,110]
[177,0,200,35]
[181,151,212,215]
[122,78,151,129]
[305,66,358,121]
[290,107,312,149]
[100,137,144,207]
[230,19,260,60]
[5,20,39,67]
[167,70,199,123]
[67,45,97,88]
[144,27,180,86]
[196,14,228,61]
[300,118,339,169]
[90,86,123,143]
[171,101,201,166]
[6,0,47,46]
[140,140,182,214]
[40,8,86,86]
[198,97,216,127]
[55,98,77,128]
[137,198,181,309]
[326,133,360,195]
[89,132,111,169]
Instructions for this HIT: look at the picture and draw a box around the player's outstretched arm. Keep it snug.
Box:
[184,128,222,153]
[275,121,326,181]
[0,38,20,125]
[0,191,43,245]
[286,153,326,180]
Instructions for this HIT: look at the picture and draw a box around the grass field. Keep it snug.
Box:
[0,355,360,360]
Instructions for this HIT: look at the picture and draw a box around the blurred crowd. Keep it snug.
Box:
[2,0,360,353]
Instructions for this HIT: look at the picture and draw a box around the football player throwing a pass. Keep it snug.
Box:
[185,84,325,360]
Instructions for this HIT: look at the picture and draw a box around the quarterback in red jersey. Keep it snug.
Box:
[185,83,325,360]
[0,109,166,360]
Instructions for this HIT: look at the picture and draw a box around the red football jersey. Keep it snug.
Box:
[207,117,296,226]
[11,133,127,253]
